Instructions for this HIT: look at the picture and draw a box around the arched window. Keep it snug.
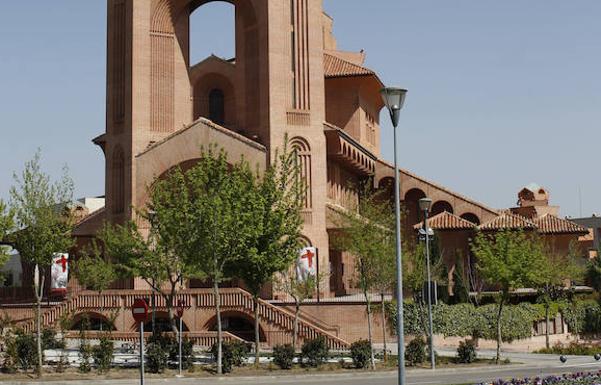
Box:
[290,137,312,209]
[209,88,225,125]
[112,146,125,214]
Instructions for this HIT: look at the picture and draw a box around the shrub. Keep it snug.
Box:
[92,335,114,373]
[211,340,250,374]
[273,344,295,369]
[300,336,329,368]
[456,339,477,363]
[1,334,18,373]
[168,336,194,370]
[146,336,169,374]
[536,341,601,356]
[42,327,66,350]
[405,337,426,366]
[14,332,38,372]
[350,339,372,369]
[78,338,92,373]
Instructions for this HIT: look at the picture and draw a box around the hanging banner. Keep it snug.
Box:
[50,253,69,296]
[296,247,317,282]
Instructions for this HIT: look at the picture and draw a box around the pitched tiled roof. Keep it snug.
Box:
[478,212,537,231]
[324,53,375,78]
[533,214,589,235]
[413,211,477,231]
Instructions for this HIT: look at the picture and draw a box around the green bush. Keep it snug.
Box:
[42,328,65,350]
[349,339,372,369]
[456,339,477,363]
[405,337,426,366]
[92,335,114,373]
[210,340,250,374]
[273,344,295,369]
[2,332,38,372]
[300,337,329,368]
[78,338,92,373]
[387,301,543,342]
[146,334,170,374]
[168,337,194,370]
[536,341,601,356]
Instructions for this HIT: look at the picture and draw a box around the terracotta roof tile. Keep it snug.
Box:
[533,214,589,235]
[478,212,537,231]
[324,53,375,78]
[413,211,477,231]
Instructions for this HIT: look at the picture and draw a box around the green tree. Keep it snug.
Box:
[0,200,14,284]
[233,142,304,366]
[182,147,259,375]
[8,152,74,377]
[471,229,546,363]
[73,249,118,330]
[334,182,396,370]
[276,271,322,352]
[99,162,208,335]
[537,242,584,349]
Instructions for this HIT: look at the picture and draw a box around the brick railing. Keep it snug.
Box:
[17,288,350,351]
[63,330,244,348]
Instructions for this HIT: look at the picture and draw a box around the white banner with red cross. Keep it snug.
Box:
[296,247,317,282]
[50,253,69,296]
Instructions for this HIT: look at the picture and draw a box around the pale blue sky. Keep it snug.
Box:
[0,1,599,217]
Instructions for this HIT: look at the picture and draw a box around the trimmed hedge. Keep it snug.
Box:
[386,299,601,341]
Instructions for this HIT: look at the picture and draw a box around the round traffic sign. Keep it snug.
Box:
[132,298,149,323]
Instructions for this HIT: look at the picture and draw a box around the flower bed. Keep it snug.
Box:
[479,371,601,385]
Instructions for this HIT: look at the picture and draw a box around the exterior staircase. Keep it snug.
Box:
[9,288,350,350]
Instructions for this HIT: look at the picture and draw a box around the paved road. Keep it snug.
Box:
[3,353,601,385]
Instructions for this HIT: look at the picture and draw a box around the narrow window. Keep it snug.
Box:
[209,88,225,125]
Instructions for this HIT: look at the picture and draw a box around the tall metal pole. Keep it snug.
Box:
[424,209,435,369]
[140,322,145,385]
[393,122,406,385]
[179,316,183,376]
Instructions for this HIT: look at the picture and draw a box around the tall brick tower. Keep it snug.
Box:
[99,0,330,294]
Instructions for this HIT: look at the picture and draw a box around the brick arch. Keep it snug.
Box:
[404,188,426,228]
[134,119,266,210]
[204,310,266,342]
[70,311,115,331]
[431,200,454,216]
[460,212,480,225]
[192,71,237,128]
[289,136,312,209]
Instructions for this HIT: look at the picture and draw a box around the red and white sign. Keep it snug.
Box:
[132,299,149,323]
[296,247,317,282]
[50,253,69,295]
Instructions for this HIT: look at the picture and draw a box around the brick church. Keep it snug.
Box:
[1,0,588,348]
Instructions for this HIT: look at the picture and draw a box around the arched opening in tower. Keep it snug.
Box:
[190,2,236,66]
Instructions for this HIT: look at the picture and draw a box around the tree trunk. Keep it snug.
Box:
[380,293,388,362]
[496,299,504,364]
[545,304,550,350]
[35,274,45,377]
[254,296,260,367]
[293,301,300,352]
[364,290,376,371]
[213,281,223,375]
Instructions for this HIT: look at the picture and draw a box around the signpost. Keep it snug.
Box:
[176,300,185,377]
[132,299,148,385]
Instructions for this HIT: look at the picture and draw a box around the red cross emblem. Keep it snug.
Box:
[301,249,315,268]
[55,255,68,273]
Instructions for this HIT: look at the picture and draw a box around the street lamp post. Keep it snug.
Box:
[419,198,435,370]
[381,87,408,385]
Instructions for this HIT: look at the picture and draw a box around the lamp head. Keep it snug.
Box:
[419,198,433,212]
[380,87,407,127]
